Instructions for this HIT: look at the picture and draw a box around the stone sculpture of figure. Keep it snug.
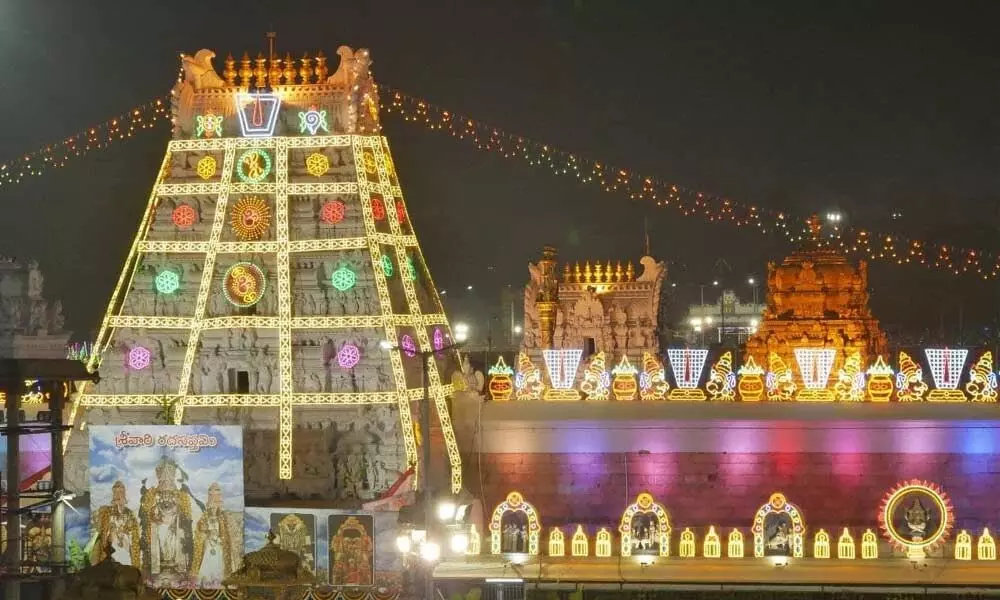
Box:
[181,50,226,90]
[27,260,43,298]
[29,301,47,335]
[208,351,226,393]
[49,300,65,332]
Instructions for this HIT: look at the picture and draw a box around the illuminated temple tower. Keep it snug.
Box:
[745,248,888,382]
[63,46,462,499]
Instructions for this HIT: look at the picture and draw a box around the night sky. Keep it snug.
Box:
[1,1,998,341]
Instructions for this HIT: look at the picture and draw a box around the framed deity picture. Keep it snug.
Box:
[270,512,317,574]
[328,514,375,586]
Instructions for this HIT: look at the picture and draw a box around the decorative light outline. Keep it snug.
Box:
[235,92,282,138]
[371,196,386,220]
[666,348,708,389]
[924,347,968,389]
[154,270,180,294]
[432,328,444,351]
[305,152,330,177]
[751,492,805,558]
[542,349,583,389]
[230,195,272,240]
[223,262,266,308]
[489,491,541,555]
[319,200,345,224]
[878,479,953,558]
[195,113,223,138]
[196,156,217,180]
[337,343,361,369]
[236,148,273,183]
[793,348,836,389]
[381,254,394,277]
[298,108,330,135]
[618,492,671,558]
[171,204,197,229]
[331,266,356,292]
[127,346,151,370]
[401,334,417,357]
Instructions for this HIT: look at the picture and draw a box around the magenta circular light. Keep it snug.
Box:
[128,346,151,370]
[433,328,444,351]
[401,334,417,358]
[338,343,361,369]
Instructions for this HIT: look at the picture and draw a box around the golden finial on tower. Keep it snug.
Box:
[268,56,282,87]
[562,263,571,283]
[223,53,237,86]
[584,261,593,284]
[626,261,635,282]
[573,262,582,284]
[594,261,604,284]
[315,50,328,81]
[282,52,296,84]
[605,261,613,283]
[239,52,253,87]
[615,261,623,283]
[253,53,267,88]
[299,53,313,84]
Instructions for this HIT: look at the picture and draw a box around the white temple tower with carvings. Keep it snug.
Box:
[0,258,69,358]
[65,46,462,500]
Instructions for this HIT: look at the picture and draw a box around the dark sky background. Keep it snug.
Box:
[1,0,999,341]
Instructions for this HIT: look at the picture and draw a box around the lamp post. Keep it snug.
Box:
[384,334,469,600]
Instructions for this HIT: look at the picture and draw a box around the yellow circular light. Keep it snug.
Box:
[305,152,329,177]
[196,155,217,180]
[230,196,271,240]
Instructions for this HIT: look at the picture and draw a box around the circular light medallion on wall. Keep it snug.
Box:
[320,200,346,224]
[331,266,357,292]
[231,196,272,240]
[381,255,394,277]
[155,270,180,294]
[196,155,217,180]
[223,262,266,308]
[433,328,444,351]
[236,148,273,183]
[306,152,330,177]
[128,346,151,370]
[405,256,417,281]
[172,204,197,229]
[396,200,406,224]
[371,197,386,221]
[338,343,361,369]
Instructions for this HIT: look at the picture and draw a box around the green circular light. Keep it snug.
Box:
[405,257,417,281]
[331,266,356,291]
[381,255,394,277]
[236,149,273,183]
[154,270,180,294]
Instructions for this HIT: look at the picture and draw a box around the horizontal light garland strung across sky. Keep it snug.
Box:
[0,86,996,279]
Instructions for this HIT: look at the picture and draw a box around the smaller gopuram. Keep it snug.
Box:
[0,257,70,358]
[520,245,665,395]
[745,248,888,385]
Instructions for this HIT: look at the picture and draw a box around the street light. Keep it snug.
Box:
[513,324,523,335]
[453,323,469,343]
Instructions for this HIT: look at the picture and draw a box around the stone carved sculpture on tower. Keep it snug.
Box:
[522,246,664,390]
[0,257,70,358]
[745,249,887,385]
[67,45,462,501]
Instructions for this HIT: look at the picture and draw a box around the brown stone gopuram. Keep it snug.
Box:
[745,249,888,383]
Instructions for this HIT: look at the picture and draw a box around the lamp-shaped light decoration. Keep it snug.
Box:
[468,524,481,555]
[639,351,669,400]
[611,355,639,401]
[766,352,797,401]
[580,351,611,401]
[813,529,831,559]
[706,351,737,401]
[514,352,544,401]
[571,525,589,557]
[548,527,565,557]
[956,530,973,560]
[861,529,878,559]
[837,528,856,559]
[833,351,866,402]
[727,529,744,558]
[925,347,969,402]
[703,526,722,558]
[737,355,765,401]
[965,351,998,403]
[978,528,996,560]
[488,356,514,401]
[595,528,613,557]
[679,528,696,558]
[896,351,928,402]
[865,355,895,402]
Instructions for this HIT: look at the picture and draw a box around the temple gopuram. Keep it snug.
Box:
[745,249,888,390]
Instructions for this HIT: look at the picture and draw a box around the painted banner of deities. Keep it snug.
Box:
[89,426,244,589]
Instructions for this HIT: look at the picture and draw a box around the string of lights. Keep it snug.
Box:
[0,86,996,279]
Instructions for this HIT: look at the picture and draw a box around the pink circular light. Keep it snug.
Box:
[128,346,151,370]
[401,334,417,358]
[338,343,361,369]
[433,328,444,351]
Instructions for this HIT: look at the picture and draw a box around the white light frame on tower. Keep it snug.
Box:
[666,348,708,400]
[924,348,969,402]
[235,92,282,138]
[793,348,836,401]
[73,133,463,493]
[542,349,583,401]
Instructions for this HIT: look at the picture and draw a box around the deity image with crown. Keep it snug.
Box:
[965,351,998,403]
[880,481,954,559]
[766,352,797,401]
[706,351,737,401]
[833,351,866,402]
[896,351,928,402]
